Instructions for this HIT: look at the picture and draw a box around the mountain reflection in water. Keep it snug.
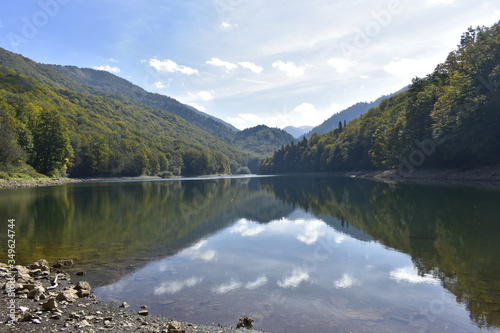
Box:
[0,176,499,332]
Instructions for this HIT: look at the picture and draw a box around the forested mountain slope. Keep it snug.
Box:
[234,125,294,156]
[48,65,239,139]
[0,66,249,177]
[304,89,405,139]
[261,23,500,175]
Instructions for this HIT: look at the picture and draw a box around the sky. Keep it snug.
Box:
[0,1,499,130]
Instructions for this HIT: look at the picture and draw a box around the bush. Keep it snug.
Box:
[158,171,174,178]
[234,166,251,174]
[0,171,9,179]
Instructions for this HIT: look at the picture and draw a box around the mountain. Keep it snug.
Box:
[261,23,500,174]
[0,63,252,177]
[234,125,294,156]
[304,89,405,139]
[48,65,239,138]
[283,125,314,138]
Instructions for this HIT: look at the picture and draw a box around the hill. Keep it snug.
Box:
[304,89,405,139]
[0,48,238,141]
[233,125,294,156]
[0,65,250,177]
[48,65,239,139]
[261,23,500,175]
[283,125,314,138]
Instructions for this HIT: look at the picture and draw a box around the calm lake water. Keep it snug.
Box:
[1,175,500,332]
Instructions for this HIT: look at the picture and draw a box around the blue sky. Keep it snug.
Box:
[1,0,499,130]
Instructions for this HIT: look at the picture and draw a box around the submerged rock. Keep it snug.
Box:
[236,316,254,329]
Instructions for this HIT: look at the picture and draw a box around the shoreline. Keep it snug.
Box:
[1,164,499,190]
[0,260,264,333]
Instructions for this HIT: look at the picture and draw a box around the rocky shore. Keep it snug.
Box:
[0,178,82,189]
[0,260,264,333]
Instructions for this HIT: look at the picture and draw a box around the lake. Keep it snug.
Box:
[1,175,499,332]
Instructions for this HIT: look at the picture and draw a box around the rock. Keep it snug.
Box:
[56,288,79,302]
[236,316,254,329]
[27,285,46,301]
[32,318,42,324]
[75,281,91,291]
[28,259,50,272]
[77,289,92,298]
[138,310,149,316]
[119,302,129,308]
[141,304,148,309]
[75,319,91,328]
[168,320,184,333]
[75,271,85,276]
[42,298,58,311]
[53,259,74,269]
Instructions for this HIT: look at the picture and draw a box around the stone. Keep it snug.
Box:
[27,285,46,301]
[77,289,92,298]
[75,271,85,276]
[168,320,184,333]
[119,302,129,308]
[42,298,58,311]
[236,316,254,329]
[75,281,91,291]
[138,310,149,316]
[28,259,50,272]
[141,305,148,309]
[56,288,79,302]
[75,319,91,329]
[53,259,74,269]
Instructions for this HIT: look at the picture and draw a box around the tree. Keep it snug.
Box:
[0,107,25,170]
[30,108,73,176]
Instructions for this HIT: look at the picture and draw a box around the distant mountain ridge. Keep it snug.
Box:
[305,88,406,138]
[283,125,314,138]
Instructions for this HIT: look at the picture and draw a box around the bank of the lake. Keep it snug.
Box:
[0,260,264,333]
[1,164,500,190]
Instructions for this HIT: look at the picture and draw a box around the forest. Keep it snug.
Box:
[0,66,251,178]
[261,23,500,175]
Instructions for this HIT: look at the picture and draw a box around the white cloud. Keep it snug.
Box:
[107,58,119,63]
[425,0,455,6]
[277,268,309,288]
[197,90,215,101]
[212,279,243,294]
[245,276,268,290]
[390,266,439,284]
[221,21,232,29]
[226,113,265,129]
[334,273,357,289]
[230,219,265,237]
[383,57,441,80]
[238,61,263,74]
[206,57,238,72]
[93,65,121,73]
[272,60,309,77]
[296,219,327,245]
[187,103,206,112]
[328,57,357,73]
[154,81,167,89]
[148,58,199,75]
[334,234,346,244]
[154,277,203,295]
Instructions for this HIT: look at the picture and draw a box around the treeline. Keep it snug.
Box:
[0,66,249,177]
[261,23,500,174]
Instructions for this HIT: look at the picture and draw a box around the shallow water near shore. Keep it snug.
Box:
[1,175,499,332]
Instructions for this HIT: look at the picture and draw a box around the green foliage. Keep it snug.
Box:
[262,22,500,174]
[233,125,295,156]
[29,108,73,176]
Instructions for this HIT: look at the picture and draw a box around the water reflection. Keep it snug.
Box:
[0,176,499,332]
